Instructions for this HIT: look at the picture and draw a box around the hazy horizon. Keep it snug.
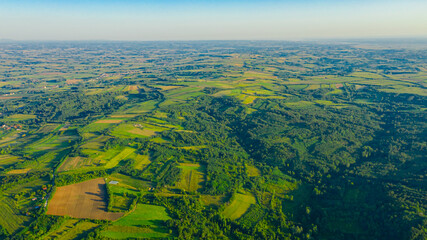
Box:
[1,0,427,41]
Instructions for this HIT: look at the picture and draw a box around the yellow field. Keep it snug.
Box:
[7,168,31,174]
[175,163,204,192]
[96,119,123,124]
[104,147,135,169]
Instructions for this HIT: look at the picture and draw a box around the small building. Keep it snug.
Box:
[109,180,119,185]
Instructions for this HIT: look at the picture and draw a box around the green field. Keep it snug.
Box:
[101,204,172,239]
[223,193,256,220]
[44,220,99,240]
[110,122,169,138]
[132,154,151,170]
[4,114,36,122]
[0,155,22,168]
[175,163,204,192]
[105,147,135,168]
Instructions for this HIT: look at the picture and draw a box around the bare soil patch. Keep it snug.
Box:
[47,178,124,220]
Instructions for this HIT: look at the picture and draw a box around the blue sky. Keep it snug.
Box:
[0,0,426,40]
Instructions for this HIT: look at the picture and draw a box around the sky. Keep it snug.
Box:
[0,0,426,41]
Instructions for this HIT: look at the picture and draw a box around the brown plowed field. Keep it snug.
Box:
[47,178,124,220]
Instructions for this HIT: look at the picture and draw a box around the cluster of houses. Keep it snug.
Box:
[26,186,49,216]
[1,124,22,131]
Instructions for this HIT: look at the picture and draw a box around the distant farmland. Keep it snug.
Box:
[47,178,124,220]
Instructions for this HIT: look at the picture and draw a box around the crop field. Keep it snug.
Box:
[0,154,22,168]
[95,119,123,124]
[47,178,124,220]
[111,122,169,138]
[80,135,110,149]
[6,168,31,174]
[36,124,61,134]
[153,85,181,91]
[109,114,138,118]
[80,122,114,133]
[57,156,92,172]
[200,195,226,206]
[109,173,152,190]
[118,100,159,114]
[223,193,256,220]
[132,153,151,170]
[44,220,99,240]
[175,163,204,192]
[104,147,135,168]
[24,132,77,152]
[0,196,31,234]
[285,101,316,109]
[125,85,140,94]
[23,148,72,170]
[101,203,172,239]
[74,146,135,171]
[3,114,36,122]
[0,131,23,148]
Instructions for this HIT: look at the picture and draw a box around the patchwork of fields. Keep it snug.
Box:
[0,41,425,239]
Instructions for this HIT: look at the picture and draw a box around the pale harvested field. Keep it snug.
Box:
[96,119,123,124]
[128,128,156,137]
[47,178,124,220]
[0,96,21,100]
[126,85,139,91]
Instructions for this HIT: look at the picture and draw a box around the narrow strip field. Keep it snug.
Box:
[104,147,135,168]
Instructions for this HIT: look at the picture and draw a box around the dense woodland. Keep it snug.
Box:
[0,41,425,240]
